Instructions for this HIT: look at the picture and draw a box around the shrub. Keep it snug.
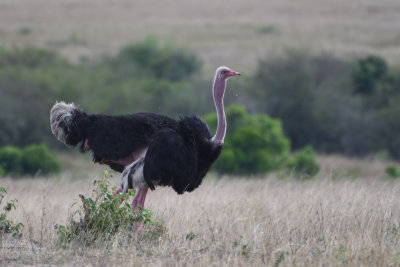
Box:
[385,165,400,179]
[20,144,61,175]
[114,36,201,81]
[352,55,389,95]
[0,47,66,69]
[0,187,24,235]
[55,172,165,246]
[0,146,22,174]
[0,144,61,176]
[248,51,388,157]
[351,55,399,109]
[287,146,320,179]
[248,51,352,151]
[0,40,203,149]
[204,104,290,175]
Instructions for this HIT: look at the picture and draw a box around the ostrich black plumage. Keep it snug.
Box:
[50,66,240,212]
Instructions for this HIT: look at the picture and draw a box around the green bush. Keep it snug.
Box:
[287,146,320,179]
[385,165,400,179]
[113,36,201,81]
[204,104,290,175]
[0,187,24,234]
[55,172,165,246]
[352,55,389,95]
[0,47,66,69]
[0,144,61,176]
[248,51,387,157]
[0,146,22,174]
[0,39,204,149]
[20,144,61,175]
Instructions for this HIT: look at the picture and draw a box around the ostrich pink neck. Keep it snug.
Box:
[212,77,227,145]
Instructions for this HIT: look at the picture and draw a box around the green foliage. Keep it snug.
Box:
[385,165,400,179]
[0,146,22,174]
[249,51,351,151]
[0,144,61,176]
[204,104,290,174]
[0,47,66,69]
[20,144,61,175]
[380,103,400,160]
[0,187,24,235]
[248,51,392,157]
[0,39,204,149]
[351,55,399,109]
[287,146,320,179]
[55,171,165,246]
[0,48,73,147]
[2,42,400,164]
[352,55,389,95]
[114,36,201,81]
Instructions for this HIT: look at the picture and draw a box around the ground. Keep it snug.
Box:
[1,155,400,266]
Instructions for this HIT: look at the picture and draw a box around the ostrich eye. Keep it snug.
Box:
[222,70,227,74]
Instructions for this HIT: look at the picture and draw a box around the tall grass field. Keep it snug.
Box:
[1,0,400,265]
[1,155,400,266]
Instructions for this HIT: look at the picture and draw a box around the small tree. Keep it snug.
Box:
[385,165,400,179]
[287,146,320,179]
[20,144,61,175]
[352,55,388,95]
[0,187,24,235]
[204,104,290,175]
[0,146,22,174]
[115,36,201,81]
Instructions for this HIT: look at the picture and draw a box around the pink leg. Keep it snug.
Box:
[113,187,122,196]
[131,187,148,236]
[131,187,148,212]
[83,139,90,151]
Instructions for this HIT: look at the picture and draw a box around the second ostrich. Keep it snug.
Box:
[50,66,240,211]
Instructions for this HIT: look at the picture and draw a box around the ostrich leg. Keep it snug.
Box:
[131,187,148,212]
[120,157,148,235]
[113,187,123,195]
[129,187,148,236]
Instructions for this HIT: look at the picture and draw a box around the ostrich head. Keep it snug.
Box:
[213,66,240,100]
[214,66,240,81]
[212,66,240,145]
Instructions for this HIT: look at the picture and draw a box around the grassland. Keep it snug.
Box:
[1,0,400,72]
[2,1,400,265]
[1,155,400,266]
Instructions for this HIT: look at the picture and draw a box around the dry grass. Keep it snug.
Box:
[1,155,400,266]
[1,0,400,72]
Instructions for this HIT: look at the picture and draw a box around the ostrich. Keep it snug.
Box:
[50,66,240,213]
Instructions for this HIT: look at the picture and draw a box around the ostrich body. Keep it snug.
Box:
[50,66,239,212]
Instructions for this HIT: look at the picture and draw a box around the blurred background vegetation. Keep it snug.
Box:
[1,1,400,178]
[0,39,399,177]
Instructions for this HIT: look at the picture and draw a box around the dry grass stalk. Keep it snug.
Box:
[1,154,400,265]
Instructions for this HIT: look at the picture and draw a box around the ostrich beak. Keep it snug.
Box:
[227,70,240,77]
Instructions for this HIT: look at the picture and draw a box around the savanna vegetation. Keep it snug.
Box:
[1,38,400,176]
[1,1,400,265]
[2,160,400,266]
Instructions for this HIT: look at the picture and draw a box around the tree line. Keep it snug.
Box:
[0,37,399,175]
